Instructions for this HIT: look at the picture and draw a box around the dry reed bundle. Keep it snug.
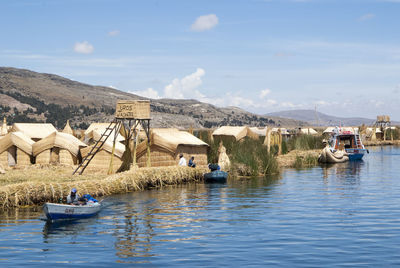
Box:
[0,166,205,209]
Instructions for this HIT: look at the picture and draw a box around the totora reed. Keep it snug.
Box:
[0,166,205,209]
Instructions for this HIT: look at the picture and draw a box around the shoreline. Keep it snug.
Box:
[364,140,400,146]
[0,166,205,209]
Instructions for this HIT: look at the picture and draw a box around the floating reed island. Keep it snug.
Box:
[0,166,205,209]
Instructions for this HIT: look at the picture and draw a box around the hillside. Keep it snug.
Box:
[266,109,376,126]
[0,67,305,129]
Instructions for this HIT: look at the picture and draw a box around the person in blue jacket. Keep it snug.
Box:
[188,156,196,168]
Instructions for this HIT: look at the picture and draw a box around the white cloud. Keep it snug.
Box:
[260,89,271,99]
[164,68,205,99]
[109,85,117,89]
[74,41,94,54]
[131,88,161,99]
[191,14,219,32]
[108,30,120,36]
[358,13,375,21]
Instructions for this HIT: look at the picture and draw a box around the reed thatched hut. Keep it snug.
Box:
[0,131,34,167]
[33,132,87,165]
[11,123,57,142]
[136,128,209,168]
[83,123,125,144]
[212,126,259,142]
[80,139,125,172]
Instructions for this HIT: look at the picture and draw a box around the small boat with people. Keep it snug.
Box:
[204,164,228,183]
[43,201,101,221]
[319,126,368,163]
[43,188,101,221]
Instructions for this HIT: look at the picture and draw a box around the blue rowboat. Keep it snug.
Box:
[43,202,101,221]
[204,170,228,183]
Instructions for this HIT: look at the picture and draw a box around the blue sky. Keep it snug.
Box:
[1,0,400,120]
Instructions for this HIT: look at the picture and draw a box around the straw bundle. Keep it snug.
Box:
[0,166,205,209]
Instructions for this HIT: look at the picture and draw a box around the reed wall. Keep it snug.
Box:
[84,150,123,173]
[16,149,31,167]
[136,145,207,168]
[36,150,50,165]
[0,151,7,167]
[59,149,76,165]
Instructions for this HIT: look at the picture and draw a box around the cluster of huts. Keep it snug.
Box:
[0,119,322,172]
[0,119,210,172]
[8,117,395,173]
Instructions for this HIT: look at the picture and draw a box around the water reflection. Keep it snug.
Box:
[42,218,97,241]
[321,161,363,181]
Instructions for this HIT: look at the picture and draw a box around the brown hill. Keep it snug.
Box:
[0,67,305,129]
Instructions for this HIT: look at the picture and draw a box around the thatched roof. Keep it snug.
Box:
[11,123,57,139]
[62,120,74,135]
[0,131,35,155]
[84,123,125,142]
[212,126,254,141]
[137,128,208,156]
[271,128,290,135]
[249,127,268,136]
[300,128,318,135]
[81,139,125,159]
[32,132,87,157]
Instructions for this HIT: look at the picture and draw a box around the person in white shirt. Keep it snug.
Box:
[178,154,187,166]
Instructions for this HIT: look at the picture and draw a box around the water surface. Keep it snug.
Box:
[1,146,400,267]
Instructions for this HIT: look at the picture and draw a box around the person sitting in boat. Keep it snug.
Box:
[188,156,196,168]
[67,188,80,205]
[178,154,187,166]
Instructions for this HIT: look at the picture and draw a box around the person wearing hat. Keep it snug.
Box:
[178,154,187,166]
[67,188,80,205]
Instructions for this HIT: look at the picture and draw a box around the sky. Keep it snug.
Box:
[1,0,400,120]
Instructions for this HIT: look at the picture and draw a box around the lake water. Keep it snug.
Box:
[1,146,400,267]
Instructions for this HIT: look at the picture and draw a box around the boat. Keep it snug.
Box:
[204,170,228,183]
[319,127,368,163]
[43,202,101,221]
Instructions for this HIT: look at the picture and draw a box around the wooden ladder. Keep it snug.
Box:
[73,120,121,175]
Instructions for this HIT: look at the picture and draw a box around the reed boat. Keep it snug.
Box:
[204,170,228,183]
[319,127,368,163]
[43,202,101,221]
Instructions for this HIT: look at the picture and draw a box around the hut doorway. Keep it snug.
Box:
[50,147,60,164]
[7,146,16,166]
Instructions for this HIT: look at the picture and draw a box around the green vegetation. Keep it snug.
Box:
[285,134,324,152]
[384,128,400,140]
[293,154,319,169]
[194,130,278,177]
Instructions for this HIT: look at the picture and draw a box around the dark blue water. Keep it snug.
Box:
[1,146,400,267]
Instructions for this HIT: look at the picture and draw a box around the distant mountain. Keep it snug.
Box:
[266,109,377,126]
[0,67,305,129]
